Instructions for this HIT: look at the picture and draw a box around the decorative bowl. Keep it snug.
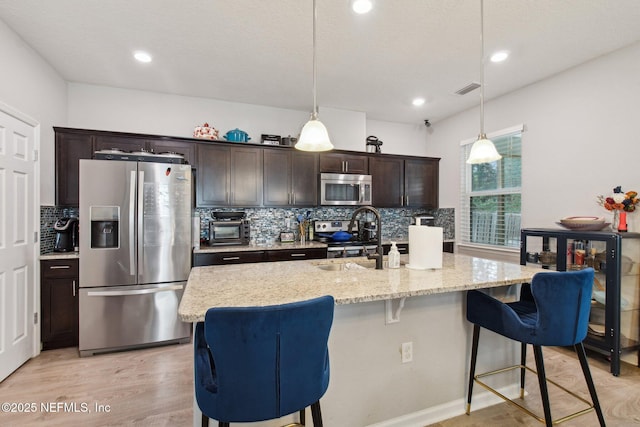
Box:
[558,216,608,230]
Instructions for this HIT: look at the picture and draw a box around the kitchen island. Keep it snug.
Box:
[179,253,541,426]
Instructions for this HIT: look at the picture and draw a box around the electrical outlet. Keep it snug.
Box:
[401,342,413,363]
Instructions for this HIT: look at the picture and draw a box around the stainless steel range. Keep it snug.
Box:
[314,220,378,258]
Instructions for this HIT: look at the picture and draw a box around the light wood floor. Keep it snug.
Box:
[0,343,638,426]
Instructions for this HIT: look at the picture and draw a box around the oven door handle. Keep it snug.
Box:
[86,284,183,297]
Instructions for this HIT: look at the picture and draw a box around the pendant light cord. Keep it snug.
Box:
[479,0,485,136]
[312,0,318,120]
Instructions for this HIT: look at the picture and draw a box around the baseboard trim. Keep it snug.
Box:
[365,384,522,427]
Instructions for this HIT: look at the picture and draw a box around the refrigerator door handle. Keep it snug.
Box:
[86,284,184,297]
[137,170,145,280]
[129,170,136,276]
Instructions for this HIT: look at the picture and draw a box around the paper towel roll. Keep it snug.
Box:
[408,225,443,269]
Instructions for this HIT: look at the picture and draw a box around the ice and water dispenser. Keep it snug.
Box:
[90,206,119,248]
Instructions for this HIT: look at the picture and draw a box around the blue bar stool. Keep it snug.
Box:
[194,295,334,427]
[465,268,606,426]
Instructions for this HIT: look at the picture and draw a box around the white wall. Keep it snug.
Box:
[0,19,67,206]
[427,41,640,233]
[366,119,430,157]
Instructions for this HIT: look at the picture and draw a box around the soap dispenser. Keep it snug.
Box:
[388,241,400,269]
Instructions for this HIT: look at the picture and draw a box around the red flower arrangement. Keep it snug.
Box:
[597,186,639,212]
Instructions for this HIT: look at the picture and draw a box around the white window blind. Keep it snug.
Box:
[460,125,523,249]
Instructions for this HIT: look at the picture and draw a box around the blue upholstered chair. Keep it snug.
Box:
[194,295,334,427]
[465,268,606,427]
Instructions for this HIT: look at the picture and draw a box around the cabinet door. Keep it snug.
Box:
[197,144,231,206]
[291,151,318,206]
[41,260,79,350]
[193,251,266,266]
[404,158,439,208]
[230,147,263,206]
[319,153,368,174]
[55,130,94,206]
[265,248,326,261]
[263,148,292,206]
[370,156,404,207]
[94,135,146,152]
[149,138,196,165]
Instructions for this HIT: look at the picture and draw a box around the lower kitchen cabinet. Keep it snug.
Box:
[193,251,266,266]
[382,242,453,255]
[265,248,326,262]
[41,259,79,350]
[194,247,328,266]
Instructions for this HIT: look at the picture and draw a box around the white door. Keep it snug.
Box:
[0,103,39,382]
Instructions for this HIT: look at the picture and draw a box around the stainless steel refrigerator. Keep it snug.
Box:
[78,159,192,356]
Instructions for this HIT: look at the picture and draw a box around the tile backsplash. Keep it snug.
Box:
[41,205,454,254]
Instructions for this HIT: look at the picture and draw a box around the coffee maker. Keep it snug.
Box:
[54,217,79,252]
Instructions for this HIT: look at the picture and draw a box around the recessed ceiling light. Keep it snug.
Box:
[352,0,373,14]
[490,51,509,63]
[133,51,152,63]
[412,98,426,107]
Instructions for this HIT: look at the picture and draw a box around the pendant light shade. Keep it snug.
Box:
[296,117,333,151]
[296,0,333,152]
[466,0,501,164]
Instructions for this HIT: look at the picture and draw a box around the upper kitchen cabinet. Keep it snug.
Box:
[148,138,196,165]
[319,152,368,174]
[404,157,439,208]
[263,148,318,207]
[370,155,439,208]
[55,128,94,206]
[197,143,263,207]
[94,134,146,152]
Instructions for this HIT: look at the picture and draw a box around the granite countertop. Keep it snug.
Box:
[179,253,540,322]
[40,252,80,260]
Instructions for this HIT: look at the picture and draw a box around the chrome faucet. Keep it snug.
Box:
[348,206,383,270]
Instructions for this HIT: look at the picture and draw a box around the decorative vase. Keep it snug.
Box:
[611,210,619,231]
[618,211,628,232]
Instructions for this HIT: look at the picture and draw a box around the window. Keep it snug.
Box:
[460,125,523,249]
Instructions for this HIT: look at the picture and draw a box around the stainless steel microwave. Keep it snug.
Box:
[320,173,372,206]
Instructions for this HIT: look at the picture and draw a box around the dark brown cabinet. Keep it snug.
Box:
[263,148,318,206]
[41,259,79,350]
[94,135,146,152]
[370,156,439,208]
[265,247,326,261]
[193,251,266,266]
[319,152,368,174]
[196,144,263,207]
[55,130,93,206]
[149,138,196,166]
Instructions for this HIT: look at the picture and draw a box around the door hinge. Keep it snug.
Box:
[34,231,38,243]
[34,312,38,324]
[33,149,39,162]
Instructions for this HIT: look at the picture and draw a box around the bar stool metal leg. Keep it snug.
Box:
[299,408,306,425]
[520,342,527,399]
[575,343,606,426]
[532,345,553,427]
[466,324,480,414]
[311,401,323,427]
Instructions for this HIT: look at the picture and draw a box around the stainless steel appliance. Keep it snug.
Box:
[314,220,377,258]
[53,217,79,252]
[78,159,192,356]
[320,173,372,206]
[209,211,251,246]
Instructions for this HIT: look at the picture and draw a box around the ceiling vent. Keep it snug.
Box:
[455,82,481,95]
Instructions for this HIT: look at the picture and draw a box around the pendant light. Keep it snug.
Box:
[466,0,501,164]
[296,0,334,152]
